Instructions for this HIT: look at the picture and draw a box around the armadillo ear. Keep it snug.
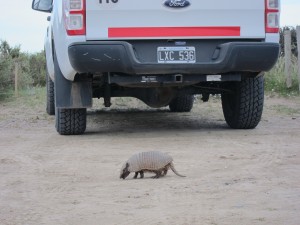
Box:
[125,162,129,169]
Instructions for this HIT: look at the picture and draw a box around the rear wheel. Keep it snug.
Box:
[55,108,87,135]
[169,94,194,112]
[221,75,264,129]
[53,47,87,135]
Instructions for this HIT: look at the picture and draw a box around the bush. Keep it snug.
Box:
[28,51,46,86]
[0,40,46,99]
[0,52,13,92]
[0,40,19,98]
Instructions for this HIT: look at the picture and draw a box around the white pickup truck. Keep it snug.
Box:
[32,0,280,135]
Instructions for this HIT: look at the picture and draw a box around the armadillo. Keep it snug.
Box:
[120,151,185,179]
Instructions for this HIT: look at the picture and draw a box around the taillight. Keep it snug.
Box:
[265,0,280,33]
[63,0,86,35]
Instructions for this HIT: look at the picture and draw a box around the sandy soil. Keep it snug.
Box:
[0,95,300,225]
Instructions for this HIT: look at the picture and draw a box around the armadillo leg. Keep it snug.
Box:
[151,171,162,179]
[140,171,144,178]
[133,172,139,179]
[162,168,168,177]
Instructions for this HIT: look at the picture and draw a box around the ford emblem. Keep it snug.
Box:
[164,0,191,8]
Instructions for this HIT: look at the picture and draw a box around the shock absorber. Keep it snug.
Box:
[104,73,112,107]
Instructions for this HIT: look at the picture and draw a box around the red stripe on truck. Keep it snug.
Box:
[108,26,240,38]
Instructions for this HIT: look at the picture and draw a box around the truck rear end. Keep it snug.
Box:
[33,0,280,135]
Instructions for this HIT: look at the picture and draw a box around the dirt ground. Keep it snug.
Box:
[0,94,300,225]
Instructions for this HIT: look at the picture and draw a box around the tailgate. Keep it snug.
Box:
[86,0,265,40]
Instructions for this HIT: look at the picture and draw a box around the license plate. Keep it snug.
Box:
[157,46,196,64]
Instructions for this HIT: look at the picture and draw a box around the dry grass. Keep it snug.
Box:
[265,56,299,96]
[1,87,46,109]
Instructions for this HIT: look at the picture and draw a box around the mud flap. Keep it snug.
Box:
[54,56,92,108]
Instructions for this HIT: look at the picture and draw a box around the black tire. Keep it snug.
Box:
[55,108,87,135]
[46,72,55,115]
[221,75,264,129]
[169,95,194,112]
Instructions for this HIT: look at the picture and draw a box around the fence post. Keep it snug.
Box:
[284,30,292,88]
[14,62,19,97]
[297,26,300,92]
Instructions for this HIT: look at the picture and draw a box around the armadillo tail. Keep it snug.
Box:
[170,162,186,177]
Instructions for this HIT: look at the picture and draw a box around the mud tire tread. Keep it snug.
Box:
[169,95,194,112]
[55,108,86,135]
[221,76,264,129]
[46,73,55,115]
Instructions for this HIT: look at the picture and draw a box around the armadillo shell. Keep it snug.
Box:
[128,151,173,172]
